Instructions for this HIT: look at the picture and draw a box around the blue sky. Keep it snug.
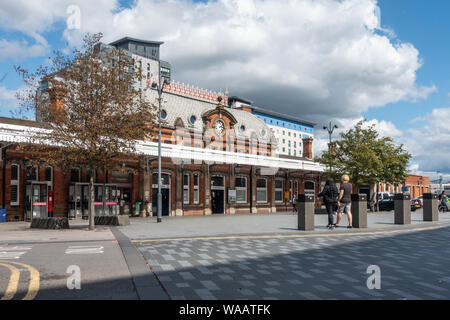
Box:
[363,0,450,132]
[0,0,449,180]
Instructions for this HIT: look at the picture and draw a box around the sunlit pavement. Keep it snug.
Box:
[2,211,450,300]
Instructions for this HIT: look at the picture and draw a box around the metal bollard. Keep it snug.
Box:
[394,193,411,225]
[423,193,438,222]
[351,193,367,228]
[298,194,315,231]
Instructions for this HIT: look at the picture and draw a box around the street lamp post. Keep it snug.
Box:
[323,122,338,172]
[152,60,169,223]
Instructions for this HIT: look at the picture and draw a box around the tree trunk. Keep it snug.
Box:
[376,182,380,212]
[89,174,95,231]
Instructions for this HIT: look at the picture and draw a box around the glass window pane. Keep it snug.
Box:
[10,185,18,203]
[194,175,199,186]
[45,167,52,181]
[194,189,199,204]
[275,180,283,189]
[236,189,246,203]
[71,168,80,182]
[257,189,267,202]
[236,177,246,188]
[212,176,224,187]
[275,191,283,202]
[184,190,189,204]
[184,175,189,186]
[11,165,18,181]
[257,179,266,188]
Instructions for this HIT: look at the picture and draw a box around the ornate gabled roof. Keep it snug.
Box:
[144,88,276,144]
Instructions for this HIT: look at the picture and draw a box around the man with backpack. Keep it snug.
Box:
[318,178,339,230]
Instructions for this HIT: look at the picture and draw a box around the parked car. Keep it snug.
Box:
[378,196,417,212]
[415,196,423,208]
[411,197,422,209]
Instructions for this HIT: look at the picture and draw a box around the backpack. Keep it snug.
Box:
[325,186,339,204]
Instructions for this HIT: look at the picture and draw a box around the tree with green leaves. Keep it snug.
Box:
[317,120,411,208]
[15,33,158,230]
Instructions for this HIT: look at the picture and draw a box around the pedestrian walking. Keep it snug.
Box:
[336,174,353,228]
[439,191,448,213]
[292,195,298,212]
[318,178,339,230]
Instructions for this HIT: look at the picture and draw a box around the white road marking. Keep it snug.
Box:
[0,246,32,260]
[65,245,104,255]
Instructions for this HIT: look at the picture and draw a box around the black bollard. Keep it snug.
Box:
[394,193,411,225]
[298,194,315,231]
[423,193,438,222]
[351,194,368,228]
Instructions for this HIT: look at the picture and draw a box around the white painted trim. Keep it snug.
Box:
[0,122,326,171]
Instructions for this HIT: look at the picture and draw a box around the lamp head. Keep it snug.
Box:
[323,126,327,130]
[151,82,157,89]
[334,124,338,129]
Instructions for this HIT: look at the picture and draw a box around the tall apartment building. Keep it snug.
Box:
[228,97,315,159]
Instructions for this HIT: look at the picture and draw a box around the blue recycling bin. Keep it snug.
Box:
[0,209,6,223]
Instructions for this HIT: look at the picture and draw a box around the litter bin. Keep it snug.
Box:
[135,202,142,217]
[0,209,6,223]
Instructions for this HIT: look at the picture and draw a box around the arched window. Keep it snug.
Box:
[70,168,80,182]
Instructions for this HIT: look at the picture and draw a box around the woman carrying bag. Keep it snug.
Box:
[318,178,339,230]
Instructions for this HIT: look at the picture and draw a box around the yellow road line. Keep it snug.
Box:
[0,263,20,300]
[6,262,40,300]
[131,223,450,243]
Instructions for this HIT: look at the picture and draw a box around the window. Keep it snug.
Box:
[275,180,283,202]
[294,141,296,148]
[160,110,167,119]
[10,164,19,206]
[236,177,247,204]
[283,131,285,135]
[294,150,297,156]
[183,174,189,204]
[288,150,291,156]
[26,166,38,181]
[288,141,291,147]
[282,139,285,144]
[282,147,285,152]
[294,133,296,138]
[70,168,80,182]
[256,179,267,203]
[86,169,96,183]
[193,175,200,204]
[189,115,197,125]
[240,125,246,133]
[45,167,53,182]
[288,132,291,136]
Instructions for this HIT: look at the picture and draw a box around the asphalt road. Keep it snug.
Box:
[0,239,138,300]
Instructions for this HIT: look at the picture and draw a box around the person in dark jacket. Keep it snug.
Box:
[318,178,339,230]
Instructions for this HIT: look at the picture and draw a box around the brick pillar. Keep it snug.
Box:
[270,175,276,213]
[175,165,183,216]
[229,165,236,214]
[204,164,212,215]
[251,167,257,213]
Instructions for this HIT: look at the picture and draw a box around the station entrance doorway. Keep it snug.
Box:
[152,173,170,216]
[211,176,225,214]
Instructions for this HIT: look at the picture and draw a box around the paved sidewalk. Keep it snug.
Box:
[118,210,450,240]
[0,220,115,244]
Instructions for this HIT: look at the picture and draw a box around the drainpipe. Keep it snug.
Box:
[249,166,253,213]
[1,144,12,209]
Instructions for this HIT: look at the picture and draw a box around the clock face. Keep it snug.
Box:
[215,120,225,136]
